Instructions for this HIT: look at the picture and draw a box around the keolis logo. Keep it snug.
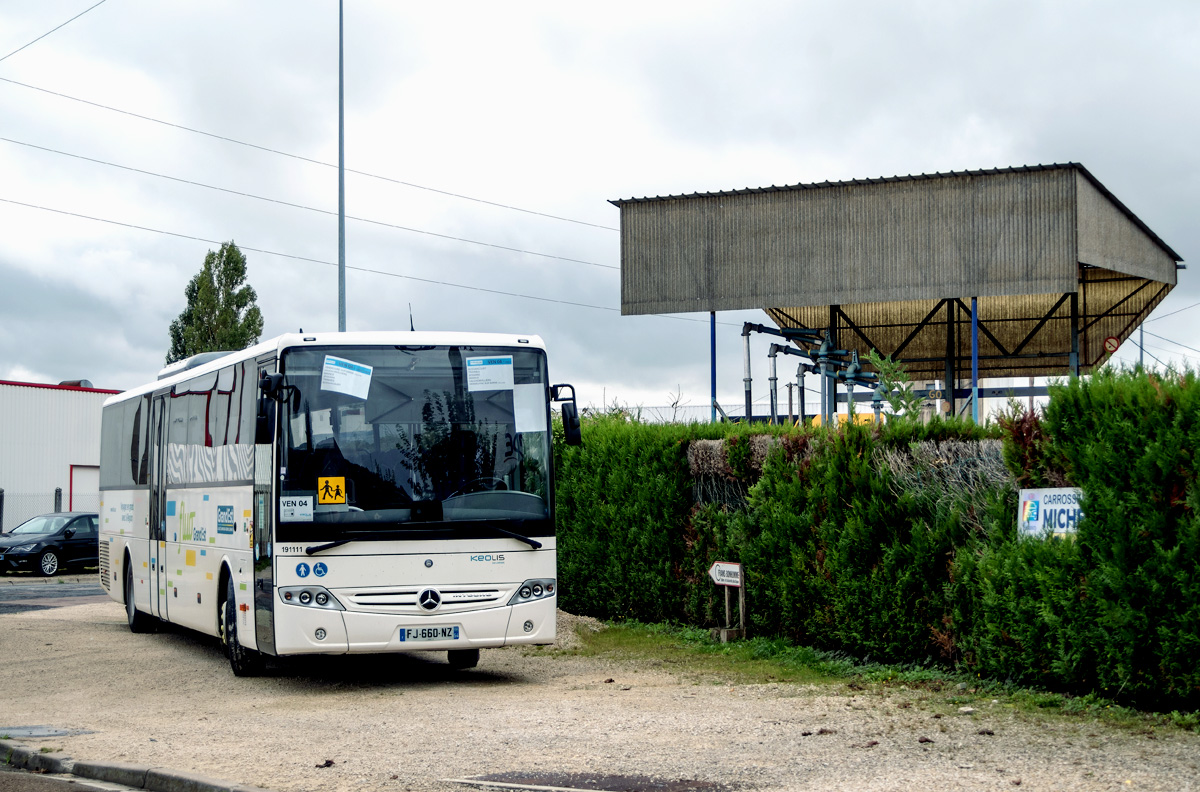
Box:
[470,554,505,564]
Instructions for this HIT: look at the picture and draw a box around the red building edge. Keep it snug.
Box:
[0,379,122,395]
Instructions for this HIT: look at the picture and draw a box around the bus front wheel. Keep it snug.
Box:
[223,576,265,677]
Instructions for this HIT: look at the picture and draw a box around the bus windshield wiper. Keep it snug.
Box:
[306,538,356,555]
[477,522,542,550]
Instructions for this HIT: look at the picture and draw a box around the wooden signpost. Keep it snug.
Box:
[708,561,745,642]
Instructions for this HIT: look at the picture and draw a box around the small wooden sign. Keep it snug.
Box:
[708,561,742,587]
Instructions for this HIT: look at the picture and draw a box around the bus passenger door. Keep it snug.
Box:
[148,392,168,621]
[253,357,277,655]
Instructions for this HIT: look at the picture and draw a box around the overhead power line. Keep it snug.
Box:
[0,76,618,232]
[0,196,736,327]
[0,0,109,63]
[1143,329,1200,357]
[0,136,618,271]
[1148,299,1200,323]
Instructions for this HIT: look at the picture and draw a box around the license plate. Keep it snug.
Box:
[399,625,459,642]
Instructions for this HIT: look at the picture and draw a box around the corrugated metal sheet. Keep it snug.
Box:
[1076,171,1177,285]
[615,164,1180,317]
[614,163,1181,381]
[0,382,116,526]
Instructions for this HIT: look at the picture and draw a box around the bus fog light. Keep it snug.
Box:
[315,628,327,641]
[532,584,543,597]
[315,591,329,606]
[523,620,534,632]
[299,590,312,605]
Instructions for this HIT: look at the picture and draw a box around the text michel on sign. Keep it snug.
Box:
[708,561,742,588]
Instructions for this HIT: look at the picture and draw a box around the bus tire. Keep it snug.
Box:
[447,648,480,670]
[124,559,156,634]
[224,576,264,677]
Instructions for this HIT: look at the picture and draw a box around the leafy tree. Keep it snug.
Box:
[166,241,264,364]
[865,349,925,421]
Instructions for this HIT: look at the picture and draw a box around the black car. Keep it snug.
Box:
[0,512,99,576]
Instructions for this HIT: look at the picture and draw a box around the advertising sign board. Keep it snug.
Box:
[1018,487,1084,537]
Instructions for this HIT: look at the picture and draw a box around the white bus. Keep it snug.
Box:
[98,332,581,675]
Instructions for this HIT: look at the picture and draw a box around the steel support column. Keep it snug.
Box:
[710,311,717,423]
[1069,291,1080,376]
[971,297,979,422]
[945,299,956,415]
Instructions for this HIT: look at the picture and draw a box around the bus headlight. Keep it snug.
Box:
[507,579,556,606]
[279,586,344,610]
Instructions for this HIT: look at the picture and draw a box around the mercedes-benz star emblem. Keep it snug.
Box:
[418,588,441,611]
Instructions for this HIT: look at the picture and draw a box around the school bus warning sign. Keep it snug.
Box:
[318,477,347,505]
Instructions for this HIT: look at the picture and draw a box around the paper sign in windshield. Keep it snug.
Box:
[279,495,313,522]
[321,355,373,399]
[514,383,547,433]
[465,356,514,392]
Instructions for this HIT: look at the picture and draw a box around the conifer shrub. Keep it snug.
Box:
[552,371,1200,709]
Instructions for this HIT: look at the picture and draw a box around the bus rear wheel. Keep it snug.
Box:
[447,648,480,670]
[223,576,264,677]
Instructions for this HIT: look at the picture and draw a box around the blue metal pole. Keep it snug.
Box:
[971,297,979,422]
[710,311,716,423]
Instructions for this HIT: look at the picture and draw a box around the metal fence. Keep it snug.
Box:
[0,489,100,532]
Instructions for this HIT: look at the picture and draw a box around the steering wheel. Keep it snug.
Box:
[449,477,508,497]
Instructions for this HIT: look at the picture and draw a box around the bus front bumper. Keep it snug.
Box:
[273,596,557,655]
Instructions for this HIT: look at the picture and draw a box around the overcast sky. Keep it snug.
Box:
[1,0,1197,415]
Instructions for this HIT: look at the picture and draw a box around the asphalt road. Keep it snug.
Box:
[0,574,107,614]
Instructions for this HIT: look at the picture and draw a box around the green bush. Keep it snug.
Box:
[552,371,1200,709]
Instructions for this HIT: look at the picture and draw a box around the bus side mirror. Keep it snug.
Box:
[551,383,582,447]
[255,399,275,444]
[561,402,582,446]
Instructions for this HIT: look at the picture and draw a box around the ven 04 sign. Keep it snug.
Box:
[1019,487,1084,537]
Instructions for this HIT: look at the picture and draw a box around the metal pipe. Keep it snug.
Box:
[742,326,752,422]
[818,334,830,425]
[798,365,806,426]
[786,382,794,425]
[768,345,779,425]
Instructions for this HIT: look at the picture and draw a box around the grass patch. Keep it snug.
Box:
[569,621,1200,735]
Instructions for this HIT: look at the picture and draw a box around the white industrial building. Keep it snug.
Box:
[0,379,121,531]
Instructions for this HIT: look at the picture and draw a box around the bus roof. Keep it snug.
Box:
[104,331,548,406]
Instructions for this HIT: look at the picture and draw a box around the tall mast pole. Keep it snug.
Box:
[337,0,346,332]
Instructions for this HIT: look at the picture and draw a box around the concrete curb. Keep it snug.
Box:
[1,740,276,792]
[0,573,99,586]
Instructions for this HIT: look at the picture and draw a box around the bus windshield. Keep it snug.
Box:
[277,344,551,540]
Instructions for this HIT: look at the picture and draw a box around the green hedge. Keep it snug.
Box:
[553,369,1200,709]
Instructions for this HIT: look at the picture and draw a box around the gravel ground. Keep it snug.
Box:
[1,598,1198,792]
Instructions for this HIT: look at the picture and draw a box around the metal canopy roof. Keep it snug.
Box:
[612,164,1182,378]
